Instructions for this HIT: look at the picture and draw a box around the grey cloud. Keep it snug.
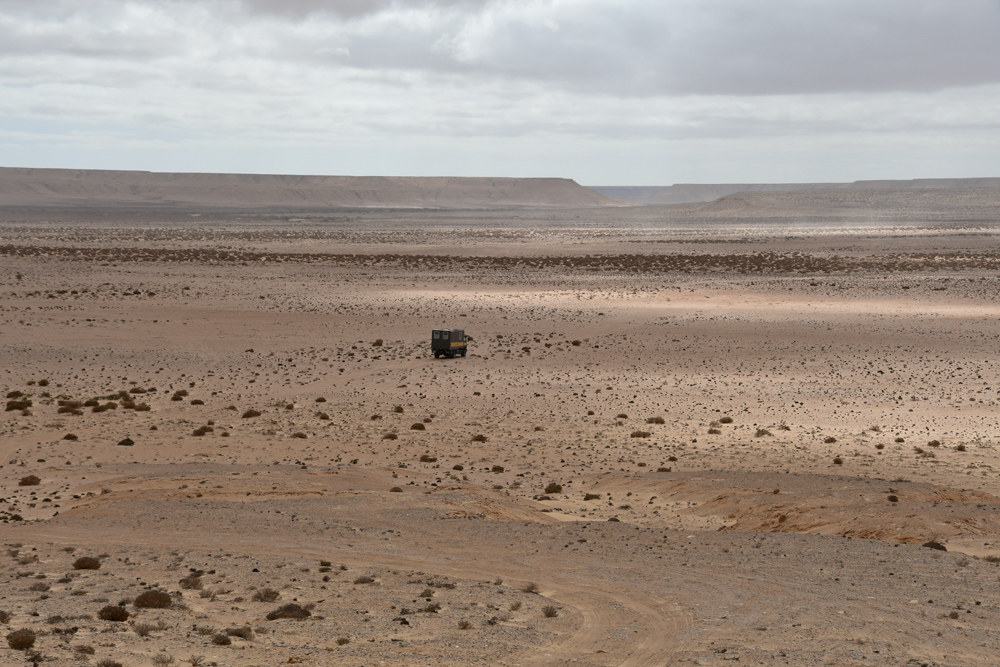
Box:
[2,1,1000,96]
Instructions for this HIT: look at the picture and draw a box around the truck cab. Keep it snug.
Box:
[432,329,468,359]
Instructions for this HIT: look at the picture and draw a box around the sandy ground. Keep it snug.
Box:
[3,206,1000,666]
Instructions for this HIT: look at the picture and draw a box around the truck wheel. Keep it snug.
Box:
[434,351,440,359]
[460,349,466,357]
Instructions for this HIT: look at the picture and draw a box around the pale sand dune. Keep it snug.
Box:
[0,167,628,209]
[2,197,1000,665]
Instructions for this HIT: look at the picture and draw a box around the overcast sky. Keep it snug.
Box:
[2,0,1000,184]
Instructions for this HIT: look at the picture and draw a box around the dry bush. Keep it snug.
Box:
[707,428,721,434]
[133,590,172,609]
[318,412,330,420]
[419,454,437,462]
[888,495,899,503]
[63,433,78,441]
[895,437,905,443]
[616,413,628,419]
[719,416,733,424]
[393,406,404,413]
[544,482,563,494]
[134,402,151,412]
[824,436,837,444]
[542,605,559,618]
[74,645,96,655]
[755,428,772,437]
[29,582,50,592]
[5,400,32,411]
[657,466,671,472]
[410,423,425,430]
[265,604,311,621]
[584,493,600,501]
[421,602,441,613]
[630,431,650,438]
[211,634,231,646]
[833,457,844,465]
[315,397,327,403]
[151,655,175,667]
[521,582,539,594]
[0,610,10,624]
[457,620,472,630]
[390,486,402,493]
[242,409,261,419]
[646,416,665,425]
[471,434,488,442]
[96,660,124,667]
[291,432,307,439]
[372,339,383,347]
[491,465,504,473]
[509,601,522,611]
[353,575,374,585]
[225,626,253,640]
[192,426,212,437]
[18,475,40,487]
[337,636,351,645]
[73,556,101,570]
[97,605,129,622]
[928,440,941,448]
[382,433,397,440]
[419,588,435,598]
[453,464,464,471]
[134,622,158,637]
[875,443,885,450]
[252,588,280,602]
[956,444,967,452]
[6,628,35,650]
[179,576,202,590]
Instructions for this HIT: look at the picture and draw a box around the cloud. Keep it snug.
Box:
[2,0,1000,181]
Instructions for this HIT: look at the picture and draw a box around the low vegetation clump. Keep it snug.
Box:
[471,434,488,442]
[242,409,261,418]
[252,588,280,602]
[225,626,253,640]
[719,416,733,424]
[824,436,837,444]
[646,416,665,425]
[542,605,559,618]
[211,634,231,646]
[73,557,101,570]
[707,428,721,434]
[390,486,402,493]
[755,428,772,437]
[411,422,426,430]
[833,457,844,465]
[544,482,563,494]
[265,604,311,621]
[179,576,203,590]
[521,582,539,594]
[584,493,601,500]
[630,431,651,438]
[133,590,172,609]
[6,628,36,650]
[419,454,437,462]
[353,575,374,585]
[97,605,129,622]
[18,475,40,487]
[382,432,397,440]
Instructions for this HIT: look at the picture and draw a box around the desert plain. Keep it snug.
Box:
[3,171,1000,666]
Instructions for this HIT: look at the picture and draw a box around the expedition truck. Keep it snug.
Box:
[432,329,468,358]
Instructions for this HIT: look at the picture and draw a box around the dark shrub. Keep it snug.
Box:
[73,557,101,570]
[266,604,311,621]
[6,628,35,650]
[97,605,129,622]
[544,482,562,494]
[18,475,40,487]
[133,590,172,609]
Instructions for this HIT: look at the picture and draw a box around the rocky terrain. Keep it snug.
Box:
[2,197,1000,666]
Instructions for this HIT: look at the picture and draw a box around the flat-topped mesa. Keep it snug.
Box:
[591,177,1000,205]
[0,167,630,210]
